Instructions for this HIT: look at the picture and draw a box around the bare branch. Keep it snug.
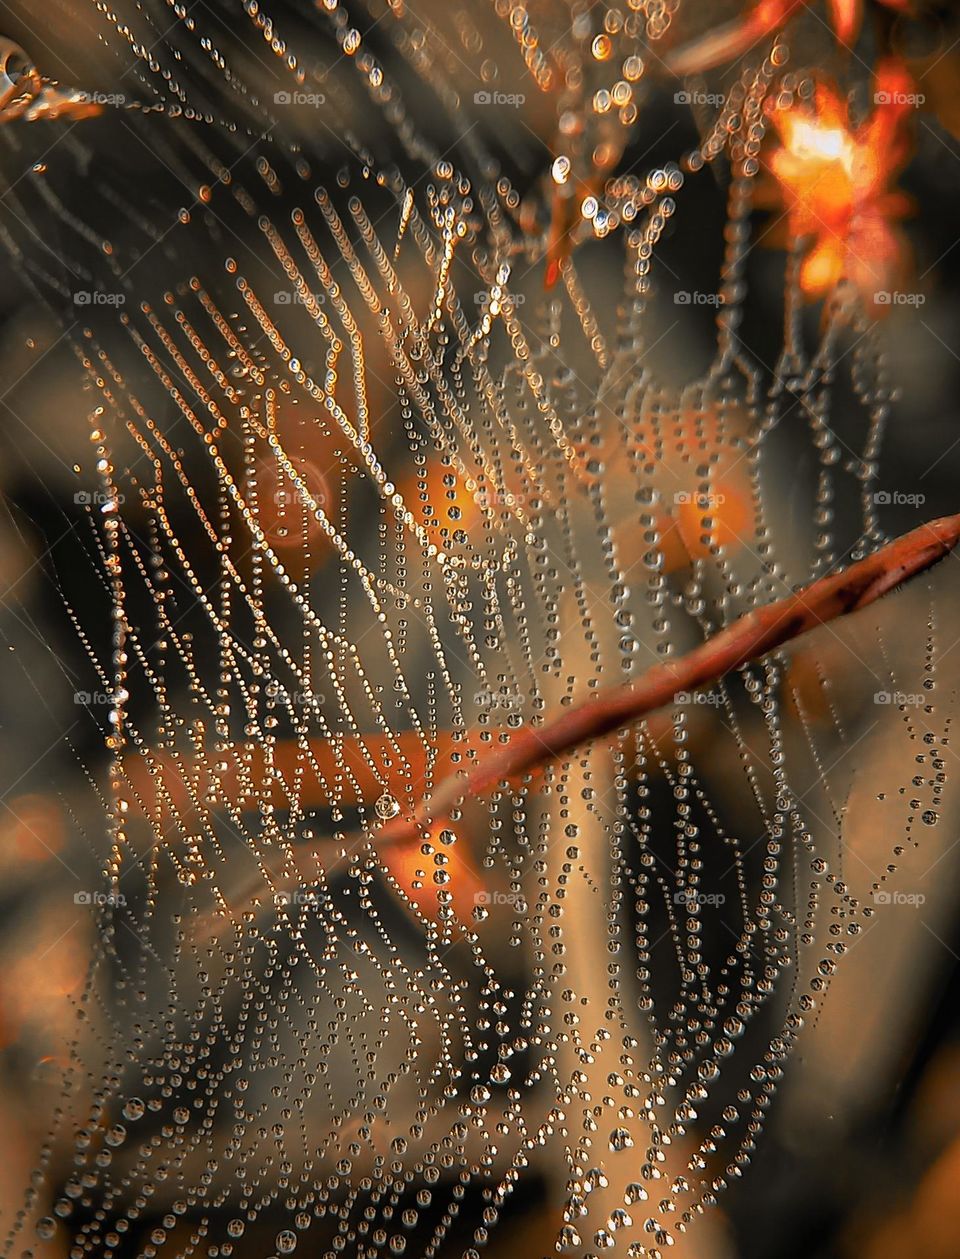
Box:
[377,514,960,844]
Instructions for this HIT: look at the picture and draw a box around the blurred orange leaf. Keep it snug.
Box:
[760,59,916,312]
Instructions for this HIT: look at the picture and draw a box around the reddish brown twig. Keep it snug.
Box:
[191,514,958,937]
[378,514,960,844]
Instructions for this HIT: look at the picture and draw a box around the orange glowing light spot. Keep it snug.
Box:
[827,0,860,46]
[255,454,336,551]
[0,919,88,1047]
[400,462,502,541]
[382,824,484,923]
[4,794,65,863]
[660,476,755,567]
[761,59,916,313]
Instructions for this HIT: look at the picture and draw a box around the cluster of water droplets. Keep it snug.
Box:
[0,1,951,1256]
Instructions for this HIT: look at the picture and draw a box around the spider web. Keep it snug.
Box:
[0,2,954,1256]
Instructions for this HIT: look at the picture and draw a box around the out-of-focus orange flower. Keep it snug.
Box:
[1,794,65,864]
[0,910,86,1048]
[759,60,915,313]
[399,462,484,542]
[399,461,533,546]
[382,823,484,924]
[668,0,912,75]
[254,453,337,552]
[657,476,755,570]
